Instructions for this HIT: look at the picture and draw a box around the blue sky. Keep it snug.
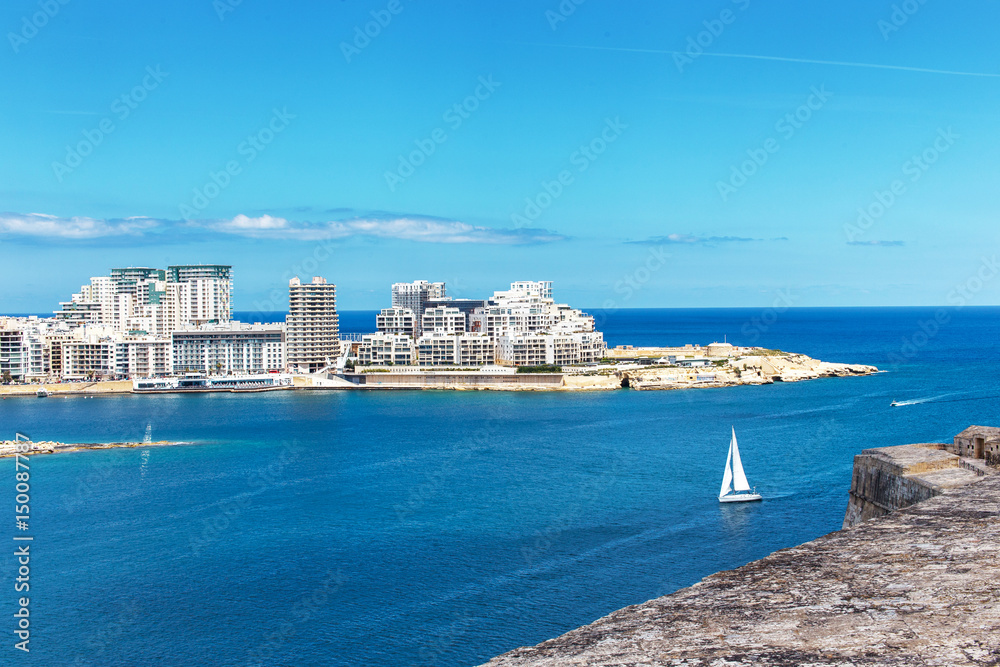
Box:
[1,0,998,312]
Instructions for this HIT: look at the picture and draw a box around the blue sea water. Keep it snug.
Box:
[2,307,998,666]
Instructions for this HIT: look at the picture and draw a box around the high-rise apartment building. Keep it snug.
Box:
[286,277,339,373]
[376,307,416,337]
[391,280,446,336]
[167,265,233,325]
[54,265,232,333]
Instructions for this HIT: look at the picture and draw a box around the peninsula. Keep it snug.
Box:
[0,346,877,395]
[1,273,877,392]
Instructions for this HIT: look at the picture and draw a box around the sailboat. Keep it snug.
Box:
[719,427,762,503]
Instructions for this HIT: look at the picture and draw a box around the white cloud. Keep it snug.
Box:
[0,212,157,239]
[217,214,290,231]
[202,215,563,244]
[0,211,565,245]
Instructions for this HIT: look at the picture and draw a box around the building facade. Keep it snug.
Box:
[172,324,285,375]
[416,332,494,367]
[391,280,446,336]
[421,307,466,335]
[285,277,339,373]
[495,331,605,367]
[376,307,416,337]
[116,337,173,378]
[358,333,416,366]
[61,337,118,380]
[54,264,233,334]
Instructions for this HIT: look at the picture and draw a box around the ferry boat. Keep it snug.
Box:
[132,374,294,392]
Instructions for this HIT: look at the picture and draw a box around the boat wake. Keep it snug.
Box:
[892,391,996,407]
[891,394,951,407]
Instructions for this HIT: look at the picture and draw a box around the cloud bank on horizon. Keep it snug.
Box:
[0,212,566,245]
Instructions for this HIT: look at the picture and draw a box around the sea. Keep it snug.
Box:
[2,307,998,666]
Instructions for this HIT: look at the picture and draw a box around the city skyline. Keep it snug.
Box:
[2,1,999,311]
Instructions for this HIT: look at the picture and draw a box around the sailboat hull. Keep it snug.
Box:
[719,493,762,503]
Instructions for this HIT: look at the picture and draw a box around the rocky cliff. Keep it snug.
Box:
[619,353,877,390]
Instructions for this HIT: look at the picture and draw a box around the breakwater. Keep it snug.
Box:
[0,439,180,458]
[482,428,1000,666]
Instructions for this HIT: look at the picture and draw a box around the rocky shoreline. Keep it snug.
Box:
[566,352,879,391]
[0,350,879,395]
[0,439,182,458]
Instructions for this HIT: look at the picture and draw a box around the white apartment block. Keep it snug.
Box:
[358,333,416,366]
[286,277,339,373]
[54,265,232,335]
[470,281,595,340]
[0,317,77,381]
[116,337,173,378]
[0,325,43,381]
[376,307,416,337]
[508,281,553,300]
[61,336,118,380]
[421,306,466,334]
[391,280,446,335]
[172,323,285,375]
[416,332,494,367]
[495,331,605,367]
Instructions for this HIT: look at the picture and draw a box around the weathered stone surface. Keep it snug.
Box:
[621,353,878,391]
[482,470,1000,666]
[843,444,991,528]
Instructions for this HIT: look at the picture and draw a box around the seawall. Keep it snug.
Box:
[344,372,565,390]
[482,434,999,666]
[842,443,986,528]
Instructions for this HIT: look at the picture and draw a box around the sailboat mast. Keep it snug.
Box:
[730,428,751,492]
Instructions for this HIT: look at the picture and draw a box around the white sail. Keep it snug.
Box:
[730,427,751,492]
[719,436,734,498]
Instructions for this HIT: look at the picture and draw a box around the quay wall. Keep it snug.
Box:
[349,373,564,389]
